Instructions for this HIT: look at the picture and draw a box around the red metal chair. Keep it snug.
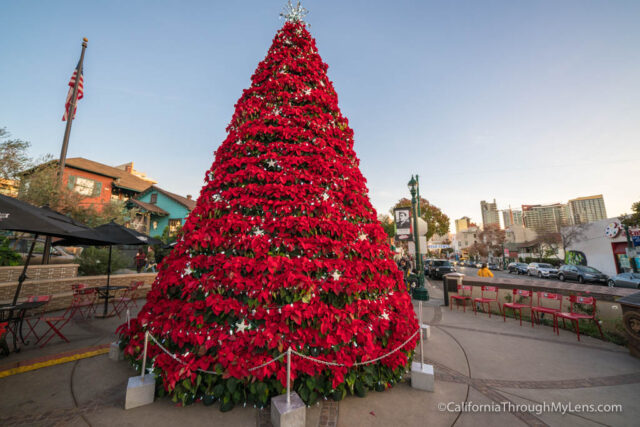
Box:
[531,292,563,331]
[71,283,97,319]
[112,281,144,317]
[473,286,501,317]
[554,295,603,341]
[450,285,473,312]
[37,300,80,347]
[23,295,52,342]
[502,289,532,326]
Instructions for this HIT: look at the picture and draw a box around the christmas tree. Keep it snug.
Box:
[119,4,419,411]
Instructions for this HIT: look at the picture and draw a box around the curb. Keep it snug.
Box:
[0,343,110,379]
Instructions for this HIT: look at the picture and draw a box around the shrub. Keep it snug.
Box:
[0,237,21,266]
[76,246,128,276]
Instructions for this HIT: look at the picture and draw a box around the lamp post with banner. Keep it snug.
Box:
[408,175,428,301]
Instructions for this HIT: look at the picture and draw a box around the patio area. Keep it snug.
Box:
[1,280,639,427]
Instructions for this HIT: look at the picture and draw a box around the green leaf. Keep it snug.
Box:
[305,377,315,391]
[213,384,225,398]
[227,378,239,393]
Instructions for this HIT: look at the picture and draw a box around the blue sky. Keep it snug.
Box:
[2,0,639,230]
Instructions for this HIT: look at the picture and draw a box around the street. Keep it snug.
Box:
[449,265,556,281]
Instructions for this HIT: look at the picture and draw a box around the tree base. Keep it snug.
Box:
[412,287,430,301]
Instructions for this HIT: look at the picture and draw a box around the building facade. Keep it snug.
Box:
[20,157,155,211]
[522,203,570,234]
[563,218,639,276]
[502,209,523,228]
[127,186,196,238]
[480,199,500,228]
[568,195,607,225]
[455,216,471,233]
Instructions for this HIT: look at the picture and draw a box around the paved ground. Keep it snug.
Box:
[1,280,639,427]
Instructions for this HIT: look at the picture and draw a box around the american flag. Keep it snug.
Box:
[62,62,84,121]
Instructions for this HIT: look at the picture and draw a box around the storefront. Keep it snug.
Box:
[563,218,639,276]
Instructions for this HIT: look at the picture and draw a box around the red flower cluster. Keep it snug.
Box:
[121,21,418,403]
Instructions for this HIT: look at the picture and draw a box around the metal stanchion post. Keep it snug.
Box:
[141,331,149,378]
[286,347,292,405]
[419,301,424,369]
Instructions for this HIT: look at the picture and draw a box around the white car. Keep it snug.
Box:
[527,262,558,278]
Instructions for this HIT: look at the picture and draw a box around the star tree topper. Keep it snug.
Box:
[280,0,308,23]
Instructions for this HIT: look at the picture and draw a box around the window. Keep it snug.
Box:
[169,219,181,234]
[150,193,158,204]
[68,175,101,197]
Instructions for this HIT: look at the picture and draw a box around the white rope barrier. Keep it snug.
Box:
[290,328,420,367]
[142,326,420,381]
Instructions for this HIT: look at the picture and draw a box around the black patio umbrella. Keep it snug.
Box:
[0,194,114,305]
[54,221,162,316]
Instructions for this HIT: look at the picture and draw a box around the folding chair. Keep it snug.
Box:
[71,284,97,319]
[450,285,473,312]
[112,281,144,317]
[37,302,78,348]
[473,286,501,317]
[502,289,532,326]
[531,292,563,331]
[554,295,603,341]
[23,295,52,342]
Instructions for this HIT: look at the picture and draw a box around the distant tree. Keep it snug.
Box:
[378,214,395,238]
[476,224,506,257]
[0,127,34,180]
[537,232,563,259]
[620,201,640,228]
[391,197,450,241]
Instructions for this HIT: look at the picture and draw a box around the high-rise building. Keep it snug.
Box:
[522,203,570,234]
[455,216,471,233]
[568,195,607,225]
[502,209,523,228]
[480,199,500,228]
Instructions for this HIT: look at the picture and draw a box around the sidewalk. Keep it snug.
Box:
[1,281,639,426]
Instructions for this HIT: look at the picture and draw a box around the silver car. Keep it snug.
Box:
[527,262,558,278]
[608,273,640,289]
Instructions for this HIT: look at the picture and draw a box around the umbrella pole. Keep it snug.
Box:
[12,234,39,306]
[103,245,113,316]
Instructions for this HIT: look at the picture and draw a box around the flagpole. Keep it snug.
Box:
[43,38,88,265]
[58,37,88,187]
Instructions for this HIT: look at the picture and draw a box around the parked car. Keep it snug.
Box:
[475,262,483,268]
[527,262,558,278]
[608,273,640,289]
[427,259,455,279]
[556,265,608,284]
[507,262,529,275]
[488,262,500,271]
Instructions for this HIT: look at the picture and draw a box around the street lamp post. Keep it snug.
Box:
[409,175,429,301]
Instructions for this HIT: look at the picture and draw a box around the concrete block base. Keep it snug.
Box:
[421,324,431,340]
[109,341,124,361]
[411,362,434,392]
[270,392,306,427]
[125,374,156,410]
